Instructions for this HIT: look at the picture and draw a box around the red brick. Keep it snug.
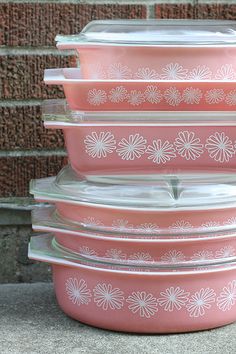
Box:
[156,4,197,19]
[0,4,146,47]
[0,156,67,197]
[196,4,236,20]
[0,55,75,99]
[0,105,64,150]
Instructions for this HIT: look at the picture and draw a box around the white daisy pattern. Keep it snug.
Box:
[93,283,124,310]
[188,65,212,80]
[205,89,225,104]
[161,62,188,80]
[215,64,236,80]
[174,131,204,160]
[84,131,116,159]
[134,67,159,80]
[129,252,154,263]
[225,90,236,106]
[205,132,235,163]
[144,85,162,104]
[111,219,134,232]
[161,250,186,263]
[217,280,236,311]
[157,287,190,312]
[126,291,158,318]
[105,249,126,260]
[82,217,103,228]
[225,217,236,227]
[182,87,202,104]
[127,90,144,106]
[108,86,127,103]
[138,223,160,234]
[65,278,92,306]
[191,250,214,261]
[146,139,176,164]
[215,246,235,259]
[186,288,216,318]
[164,87,182,106]
[117,134,147,160]
[108,63,132,80]
[201,221,220,230]
[89,64,106,79]
[87,89,107,106]
[79,246,97,257]
[169,220,193,233]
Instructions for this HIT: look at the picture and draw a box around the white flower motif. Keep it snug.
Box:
[105,249,126,260]
[144,85,162,104]
[129,252,154,263]
[164,87,182,106]
[134,67,159,80]
[157,287,190,312]
[225,90,236,106]
[161,250,186,263]
[65,278,91,306]
[188,65,212,80]
[201,221,220,230]
[108,63,132,80]
[89,63,106,79]
[205,132,235,163]
[217,280,236,311]
[117,134,147,160]
[108,86,127,103]
[161,62,188,80]
[127,90,144,106]
[205,89,225,104]
[111,219,133,231]
[182,87,202,104]
[225,217,236,227]
[126,291,158,318]
[215,246,235,259]
[84,131,116,159]
[146,139,176,164]
[169,220,193,233]
[82,217,104,228]
[191,250,214,261]
[87,89,107,106]
[174,131,204,160]
[138,223,160,234]
[79,246,97,257]
[93,283,124,310]
[215,64,236,80]
[186,288,216,317]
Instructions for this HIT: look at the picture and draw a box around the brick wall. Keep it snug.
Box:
[0,0,236,282]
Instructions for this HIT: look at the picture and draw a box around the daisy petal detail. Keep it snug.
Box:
[111,219,133,232]
[205,89,225,104]
[146,139,176,164]
[182,87,202,104]
[66,278,91,306]
[169,220,193,233]
[217,280,236,311]
[117,134,147,160]
[79,246,98,257]
[108,86,127,103]
[191,250,214,261]
[126,291,158,318]
[84,131,116,159]
[108,63,132,79]
[93,283,124,310]
[138,223,160,234]
[129,252,154,263]
[161,62,188,80]
[158,287,190,312]
[88,64,106,79]
[144,85,162,104]
[225,90,236,106]
[188,65,212,80]
[105,249,126,260]
[87,89,107,106]
[215,64,236,80]
[134,67,159,80]
[186,288,216,317]
[82,217,104,228]
[174,131,204,160]
[164,87,182,106]
[215,246,235,259]
[127,90,145,106]
[205,132,235,163]
[161,250,185,263]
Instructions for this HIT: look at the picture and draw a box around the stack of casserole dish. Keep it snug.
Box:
[29,20,236,333]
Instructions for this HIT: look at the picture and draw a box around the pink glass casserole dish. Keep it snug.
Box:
[32,206,236,265]
[29,234,236,333]
[44,69,236,111]
[56,20,236,82]
[30,165,236,235]
[43,100,236,177]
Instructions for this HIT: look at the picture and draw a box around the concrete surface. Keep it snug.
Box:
[0,283,236,354]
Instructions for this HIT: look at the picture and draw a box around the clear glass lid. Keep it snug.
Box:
[30,165,236,210]
[43,100,236,126]
[56,20,236,46]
